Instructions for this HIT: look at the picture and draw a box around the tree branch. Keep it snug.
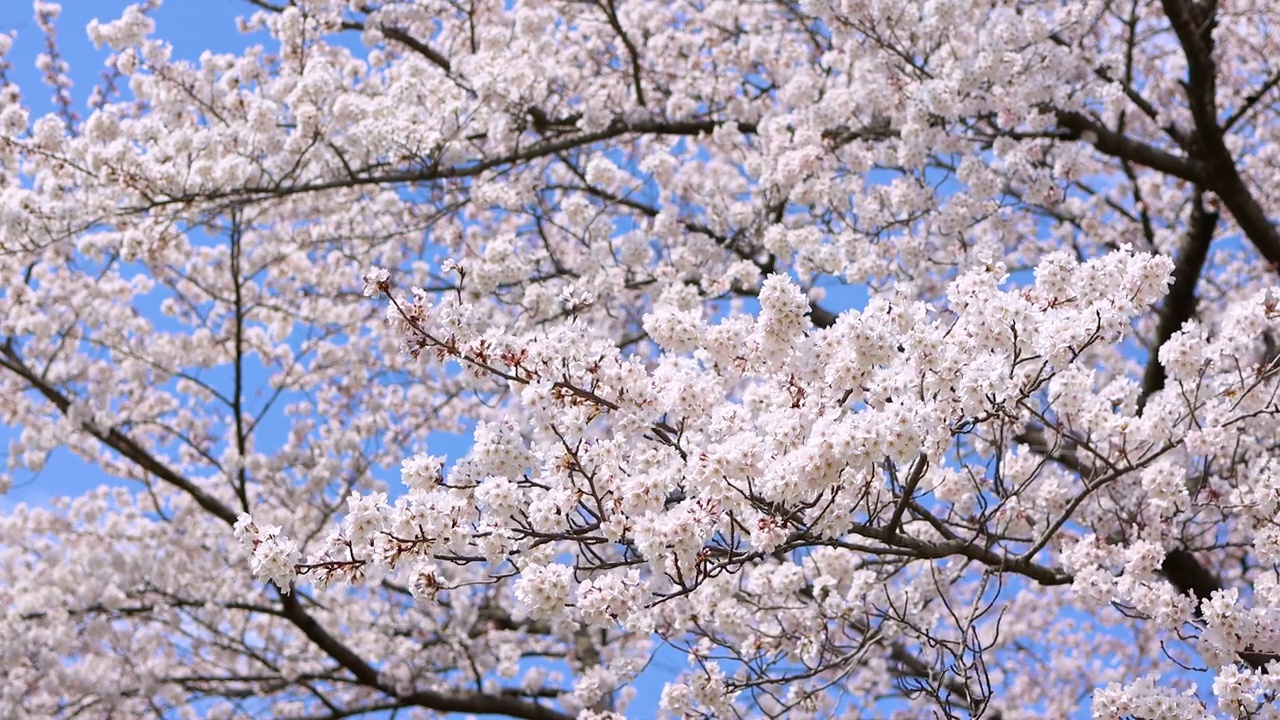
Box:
[1138,189,1217,408]
[137,117,758,210]
[1054,109,1208,184]
[277,591,575,720]
[1159,0,1280,271]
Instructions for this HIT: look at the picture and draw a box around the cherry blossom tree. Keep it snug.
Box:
[4,0,1280,716]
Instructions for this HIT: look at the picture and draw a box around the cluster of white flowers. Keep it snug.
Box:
[513,562,574,619]
[234,514,300,591]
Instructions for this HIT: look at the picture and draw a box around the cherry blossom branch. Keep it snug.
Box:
[277,591,574,720]
[1222,68,1280,132]
[383,290,686,452]
[0,339,241,525]
[594,0,647,107]
[884,453,929,538]
[136,117,760,210]
[0,344,575,719]
[229,209,251,512]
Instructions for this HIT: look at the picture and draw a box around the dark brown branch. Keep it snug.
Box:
[1047,28,1192,151]
[0,340,242,525]
[1138,189,1217,409]
[380,26,452,74]
[887,639,1002,720]
[229,209,251,512]
[885,454,929,538]
[1160,0,1219,139]
[1159,0,1280,271]
[809,303,837,329]
[1198,153,1280,272]
[247,0,455,73]
[595,0,646,107]
[1019,421,1277,671]
[1054,110,1208,184]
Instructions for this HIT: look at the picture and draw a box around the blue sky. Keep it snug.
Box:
[1,1,256,75]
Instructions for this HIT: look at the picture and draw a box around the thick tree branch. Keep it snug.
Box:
[1054,110,1208,184]
[1159,0,1280,271]
[1138,189,1217,408]
[379,26,453,74]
